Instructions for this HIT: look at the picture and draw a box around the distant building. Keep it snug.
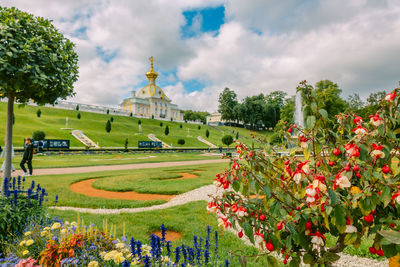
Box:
[206,112,226,126]
[120,57,183,121]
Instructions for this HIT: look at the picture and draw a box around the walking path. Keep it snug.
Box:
[12,158,228,176]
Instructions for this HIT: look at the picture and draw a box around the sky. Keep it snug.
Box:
[2,0,400,112]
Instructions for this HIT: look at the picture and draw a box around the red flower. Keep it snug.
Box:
[266,240,274,251]
[288,128,293,133]
[352,125,368,136]
[353,165,360,172]
[369,247,376,254]
[333,147,341,156]
[238,231,243,238]
[385,91,397,102]
[363,214,374,223]
[277,221,283,230]
[369,113,384,127]
[353,115,363,125]
[259,214,266,221]
[305,221,312,230]
[382,164,391,174]
[377,249,384,256]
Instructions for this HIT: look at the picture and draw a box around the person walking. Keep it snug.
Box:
[1,139,15,172]
[20,138,34,176]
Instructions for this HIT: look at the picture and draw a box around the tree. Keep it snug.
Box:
[170,117,173,121]
[182,110,210,123]
[0,7,78,183]
[105,120,111,133]
[198,125,201,130]
[346,93,364,112]
[130,112,133,117]
[110,117,114,123]
[279,97,295,125]
[160,122,163,127]
[218,88,238,123]
[265,91,287,128]
[152,115,154,119]
[76,105,79,111]
[221,135,233,147]
[177,139,185,146]
[36,109,41,118]
[238,94,267,129]
[32,130,46,140]
[313,80,347,120]
[208,82,400,266]
[106,109,110,114]
[165,125,169,136]
[205,129,210,138]
[124,138,128,152]
[138,120,142,125]
[236,132,239,140]
[77,113,81,119]
[180,124,183,129]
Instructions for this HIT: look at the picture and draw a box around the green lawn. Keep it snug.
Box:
[51,201,271,267]
[2,152,221,169]
[23,163,227,209]
[0,102,265,148]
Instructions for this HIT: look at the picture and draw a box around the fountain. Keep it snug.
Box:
[294,91,304,129]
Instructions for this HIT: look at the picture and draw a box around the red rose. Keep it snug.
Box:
[277,221,283,230]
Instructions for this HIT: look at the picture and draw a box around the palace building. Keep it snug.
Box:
[120,57,183,121]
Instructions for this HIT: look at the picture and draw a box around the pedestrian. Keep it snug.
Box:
[1,139,15,172]
[20,137,34,176]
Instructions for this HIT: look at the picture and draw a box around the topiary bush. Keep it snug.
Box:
[221,135,233,147]
[36,109,41,118]
[160,122,163,127]
[32,130,45,141]
[105,120,111,133]
[178,139,185,146]
[165,125,169,136]
[77,113,81,119]
[206,129,210,138]
[208,82,400,266]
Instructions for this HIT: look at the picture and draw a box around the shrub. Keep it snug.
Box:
[208,82,400,266]
[75,105,79,111]
[198,125,201,130]
[160,122,163,127]
[36,109,41,118]
[106,109,109,114]
[152,115,154,119]
[206,129,210,138]
[165,125,169,136]
[180,124,183,129]
[236,131,239,139]
[124,138,128,152]
[269,132,282,145]
[177,139,185,145]
[110,117,114,123]
[0,178,48,256]
[32,131,45,141]
[105,120,111,133]
[138,119,142,125]
[77,113,81,119]
[130,112,133,117]
[221,135,233,147]
[170,117,173,121]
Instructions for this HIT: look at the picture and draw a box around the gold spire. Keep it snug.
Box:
[146,56,158,83]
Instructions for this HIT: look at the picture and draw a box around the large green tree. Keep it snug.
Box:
[218,87,238,123]
[313,80,347,120]
[0,7,79,186]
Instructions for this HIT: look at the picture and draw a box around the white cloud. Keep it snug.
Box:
[2,0,400,112]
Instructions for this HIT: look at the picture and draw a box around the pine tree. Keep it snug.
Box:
[36,109,41,118]
[165,125,169,136]
[206,129,210,138]
[106,120,111,133]
[77,113,81,119]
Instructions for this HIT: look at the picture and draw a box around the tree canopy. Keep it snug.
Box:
[218,88,238,122]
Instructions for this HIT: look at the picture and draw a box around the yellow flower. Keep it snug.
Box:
[24,231,31,236]
[19,240,26,246]
[61,229,68,235]
[43,227,50,231]
[88,261,99,267]
[26,239,34,246]
[22,250,29,256]
[71,221,78,227]
[41,231,48,237]
[115,242,125,249]
[350,186,362,194]
[51,222,61,230]
[113,252,125,265]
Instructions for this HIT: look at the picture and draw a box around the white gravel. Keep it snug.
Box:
[51,184,388,267]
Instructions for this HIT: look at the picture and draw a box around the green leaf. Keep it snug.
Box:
[334,205,346,227]
[303,253,314,265]
[263,185,271,198]
[243,222,254,244]
[328,188,338,206]
[382,244,398,258]
[324,252,340,262]
[319,109,328,119]
[344,233,358,245]
[379,230,400,244]
[266,255,279,267]
[381,186,392,207]
[311,102,317,113]
[307,115,316,129]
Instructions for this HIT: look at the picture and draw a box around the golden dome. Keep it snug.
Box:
[146,56,158,82]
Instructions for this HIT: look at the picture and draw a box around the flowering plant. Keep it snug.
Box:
[208,82,400,266]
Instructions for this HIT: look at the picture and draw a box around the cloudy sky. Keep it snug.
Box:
[2,0,400,112]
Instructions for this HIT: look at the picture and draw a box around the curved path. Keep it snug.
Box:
[12,159,228,176]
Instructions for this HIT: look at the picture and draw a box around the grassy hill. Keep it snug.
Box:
[0,102,268,147]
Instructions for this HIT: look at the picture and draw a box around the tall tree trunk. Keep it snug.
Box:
[2,92,14,192]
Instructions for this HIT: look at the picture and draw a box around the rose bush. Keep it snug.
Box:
[208,81,400,266]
